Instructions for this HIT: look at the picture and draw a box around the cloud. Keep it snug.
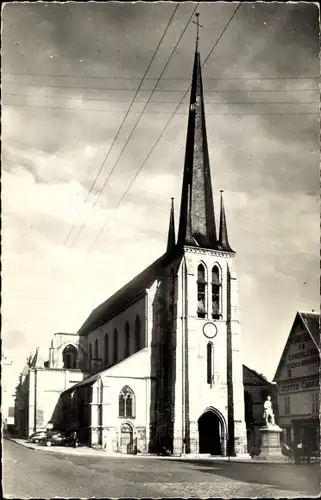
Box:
[1,3,319,382]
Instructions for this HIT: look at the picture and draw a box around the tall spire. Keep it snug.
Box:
[166,197,176,253]
[193,12,203,53]
[177,14,218,250]
[218,190,234,252]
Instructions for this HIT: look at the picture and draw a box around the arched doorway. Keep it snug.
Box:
[198,410,224,455]
[120,423,134,454]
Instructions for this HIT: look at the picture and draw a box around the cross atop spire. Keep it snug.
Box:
[192,12,203,52]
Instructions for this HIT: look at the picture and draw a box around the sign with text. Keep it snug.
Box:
[279,325,320,380]
[280,377,319,394]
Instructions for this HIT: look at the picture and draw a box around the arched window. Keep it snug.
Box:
[94,339,99,360]
[135,315,141,352]
[113,329,118,363]
[211,266,221,320]
[119,392,125,417]
[197,264,207,318]
[118,386,135,418]
[125,322,130,357]
[89,343,93,370]
[207,342,214,385]
[104,334,109,365]
[170,268,175,320]
[62,344,78,369]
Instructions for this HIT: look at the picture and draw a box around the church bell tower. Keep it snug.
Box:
[168,15,247,456]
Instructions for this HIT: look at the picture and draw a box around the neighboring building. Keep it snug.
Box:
[1,355,17,430]
[274,311,320,453]
[49,40,249,457]
[243,365,278,452]
[15,336,88,437]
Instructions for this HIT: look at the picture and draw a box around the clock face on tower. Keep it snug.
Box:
[203,322,217,339]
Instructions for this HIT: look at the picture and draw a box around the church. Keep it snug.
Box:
[15,38,272,457]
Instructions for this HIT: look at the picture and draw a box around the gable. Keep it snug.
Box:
[300,312,320,349]
[243,364,269,386]
[274,313,320,382]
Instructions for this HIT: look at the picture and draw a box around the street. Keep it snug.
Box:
[3,438,320,498]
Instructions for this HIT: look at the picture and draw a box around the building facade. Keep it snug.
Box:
[2,355,16,431]
[46,42,249,457]
[15,41,257,456]
[274,311,320,454]
[15,338,88,437]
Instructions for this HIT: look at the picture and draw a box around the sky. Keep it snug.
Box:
[2,1,319,383]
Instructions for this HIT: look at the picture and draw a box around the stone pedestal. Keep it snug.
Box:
[258,424,286,462]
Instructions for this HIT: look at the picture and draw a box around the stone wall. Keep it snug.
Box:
[26,368,86,436]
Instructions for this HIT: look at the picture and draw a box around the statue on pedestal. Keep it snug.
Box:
[263,396,275,427]
[257,396,285,461]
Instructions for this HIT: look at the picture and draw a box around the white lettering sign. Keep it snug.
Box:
[281,378,319,393]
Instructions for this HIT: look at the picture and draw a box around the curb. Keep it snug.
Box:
[7,438,318,465]
[8,439,38,452]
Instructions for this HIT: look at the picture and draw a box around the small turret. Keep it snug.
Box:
[166,198,176,253]
[218,190,234,252]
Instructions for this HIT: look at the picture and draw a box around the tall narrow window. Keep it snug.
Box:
[284,395,291,415]
[135,315,141,352]
[197,264,207,318]
[312,392,319,413]
[119,386,135,418]
[119,392,125,417]
[94,339,99,360]
[125,322,130,357]
[113,329,118,362]
[125,393,133,417]
[104,334,109,365]
[89,343,93,370]
[169,268,175,320]
[207,342,214,385]
[211,266,221,320]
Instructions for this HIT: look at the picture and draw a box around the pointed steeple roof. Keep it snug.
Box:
[218,190,234,252]
[166,197,176,253]
[177,30,218,250]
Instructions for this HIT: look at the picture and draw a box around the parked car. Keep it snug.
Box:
[28,431,48,444]
[40,431,80,448]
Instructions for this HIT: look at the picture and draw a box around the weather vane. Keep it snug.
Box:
[192,12,203,50]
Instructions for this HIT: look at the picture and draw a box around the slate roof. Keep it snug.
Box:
[63,372,101,393]
[299,311,320,349]
[243,364,271,385]
[78,249,181,337]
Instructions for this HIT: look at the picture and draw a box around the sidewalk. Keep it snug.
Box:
[7,437,302,464]
[8,437,119,458]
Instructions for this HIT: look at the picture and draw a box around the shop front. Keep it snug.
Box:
[274,311,320,457]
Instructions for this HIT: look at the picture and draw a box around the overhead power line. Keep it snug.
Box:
[60,3,180,248]
[68,3,200,250]
[4,102,318,115]
[3,92,318,105]
[3,81,319,92]
[3,71,319,80]
[85,3,242,256]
